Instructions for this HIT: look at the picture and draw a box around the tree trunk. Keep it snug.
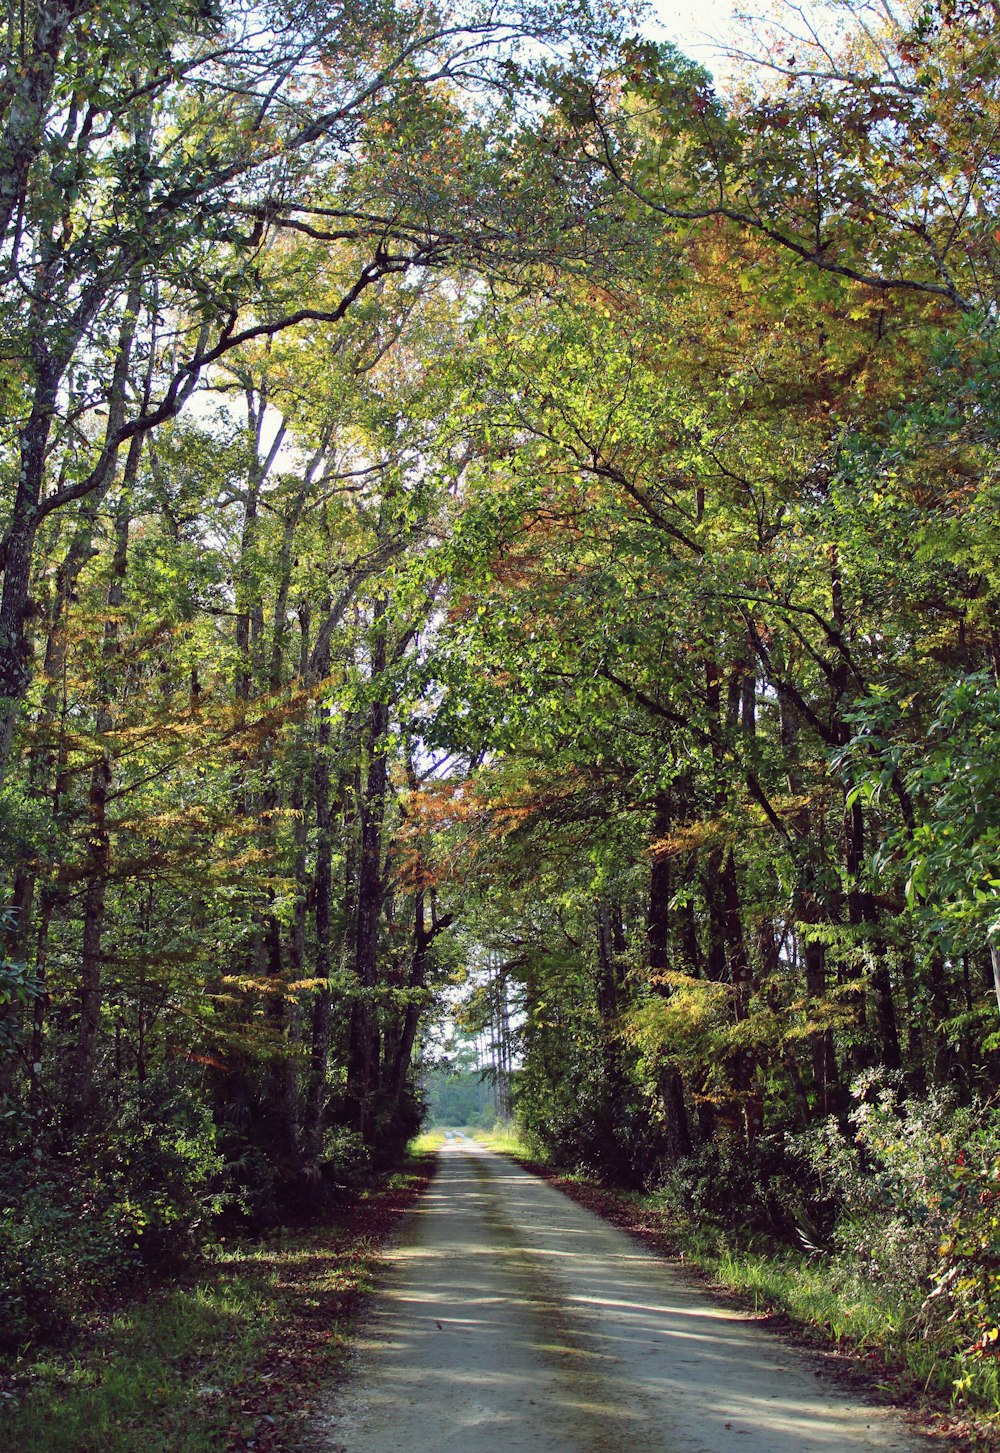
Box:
[646,791,692,1158]
[347,598,388,1143]
[302,688,334,1163]
[68,486,131,1119]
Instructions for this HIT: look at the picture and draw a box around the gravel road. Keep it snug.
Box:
[314,1135,929,1453]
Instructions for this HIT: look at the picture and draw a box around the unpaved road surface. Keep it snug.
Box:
[314,1136,929,1453]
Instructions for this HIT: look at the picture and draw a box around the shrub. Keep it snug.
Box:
[653,1130,808,1237]
[0,1079,226,1354]
[321,1125,372,1186]
[98,1080,228,1262]
[515,1041,662,1188]
[794,1070,1000,1354]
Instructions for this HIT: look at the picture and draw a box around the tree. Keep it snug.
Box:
[0,0,632,767]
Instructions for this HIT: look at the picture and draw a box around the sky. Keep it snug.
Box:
[651,0,744,72]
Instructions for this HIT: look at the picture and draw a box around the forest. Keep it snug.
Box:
[0,0,998,1429]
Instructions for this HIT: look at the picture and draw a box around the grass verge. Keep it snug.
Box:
[0,1153,436,1453]
[409,1127,446,1153]
[469,1122,540,1159]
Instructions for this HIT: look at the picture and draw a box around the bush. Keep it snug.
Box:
[929,1150,1000,1357]
[653,1130,808,1237]
[321,1125,372,1186]
[515,1042,662,1188]
[794,1070,1000,1354]
[0,1155,127,1348]
[99,1080,228,1261]
[0,1080,226,1354]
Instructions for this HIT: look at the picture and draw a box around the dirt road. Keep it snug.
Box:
[315,1135,929,1452]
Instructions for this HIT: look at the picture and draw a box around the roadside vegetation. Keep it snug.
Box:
[0,1153,435,1453]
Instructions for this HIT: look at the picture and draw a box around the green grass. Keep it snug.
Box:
[705,1242,1000,1418]
[470,1122,543,1160]
[0,1275,274,1452]
[408,1127,447,1154]
[622,1182,1000,1428]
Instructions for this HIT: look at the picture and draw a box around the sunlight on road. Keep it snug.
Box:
[314,1141,928,1453]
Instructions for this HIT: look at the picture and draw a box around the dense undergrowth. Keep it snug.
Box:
[0,1083,226,1355]
[0,1151,435,1452]
[0,1065,398,1358]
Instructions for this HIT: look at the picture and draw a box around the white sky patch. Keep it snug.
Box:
[182,385,303,476]
[649,0,745,76]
